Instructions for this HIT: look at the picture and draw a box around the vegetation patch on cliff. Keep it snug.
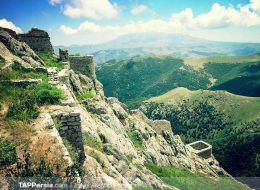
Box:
[146,163,251,190]
[0,139,17,165]
[0,64,48,82]
[37,52,64,70]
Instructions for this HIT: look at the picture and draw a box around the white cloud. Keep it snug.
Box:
[60,25,77,34]
[195,3,260,28]
[63,0,119,19]
[58,1,260,44]
[250,0,260,14]
[49,0,62,6]
[131,5,148,15]
[0,19,23,33]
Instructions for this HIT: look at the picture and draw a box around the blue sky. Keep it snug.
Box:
[1,0,260,45]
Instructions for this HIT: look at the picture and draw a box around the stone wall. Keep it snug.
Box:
[187,140,212,159]
[18,28,54,53]
[59,48,69,62]
[69,55,96,80]
[55,111,85,162]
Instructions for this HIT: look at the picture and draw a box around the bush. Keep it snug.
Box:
[6,90,39,121]
[0,139,17,165]
[31,83,63,105]
[128,131,143,149]
[0,58,5,67]
[36,52,64,71]
[77,91,94,100]
[6,83,63,121]
[83,133,103,151]
[89,150,104,166]
[0,64,48,82]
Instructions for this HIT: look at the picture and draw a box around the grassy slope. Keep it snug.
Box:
[145,163,250,190]
[148,87,260,125]
[186,54,260,97]
[36,51,64,70]
[184,54,260,69]
[0,52,64,174]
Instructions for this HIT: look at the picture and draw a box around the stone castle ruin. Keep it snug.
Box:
[59,48,69,62]
[58,48,96,80]
[59,48,70,69]
[187,140,212,159]
[69,55,96,80]
[18,28,54,53]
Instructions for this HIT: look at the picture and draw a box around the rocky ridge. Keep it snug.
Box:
[0,27,44,70]
[0,27,248,190]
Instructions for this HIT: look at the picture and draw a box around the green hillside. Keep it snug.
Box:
[140,88,260,177]
[97,54,260,108]
[96,54,211,108]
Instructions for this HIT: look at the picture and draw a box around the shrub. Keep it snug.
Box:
[128,131,143,149]
[36,52,64,70]
[0,58,5,67]
[0,139,17,165]
[0,64,48,82]
[77,91,94,100]
[31,83,63,105]
[83,133,103,152]
[6,92,39,121]
[6,83,62,121]
[89,150,104,166]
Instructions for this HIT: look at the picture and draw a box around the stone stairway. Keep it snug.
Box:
[47,67,59,85]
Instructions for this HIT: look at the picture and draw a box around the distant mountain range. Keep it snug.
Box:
[54,33,260,64]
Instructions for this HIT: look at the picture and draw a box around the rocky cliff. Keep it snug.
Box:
[0,28,250,190]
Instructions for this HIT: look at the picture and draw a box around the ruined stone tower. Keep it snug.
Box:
[18,28,54,53]
[59,48,69,62]
[69,55,96,80]
[59,48,70,69]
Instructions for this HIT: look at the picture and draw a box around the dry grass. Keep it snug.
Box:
[29,133,70,176]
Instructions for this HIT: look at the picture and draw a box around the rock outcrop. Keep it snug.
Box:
[0,27,44,70]
[18,28,54,53]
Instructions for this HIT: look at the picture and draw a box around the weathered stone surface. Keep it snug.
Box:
[47,67,59,85]
[69,70,84,94]
[0,41,31,70]
[18,28,54,53]
[150,119,173,135]
[69,55,96,80]
[0,27,44,68]
[59,48,69,62]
